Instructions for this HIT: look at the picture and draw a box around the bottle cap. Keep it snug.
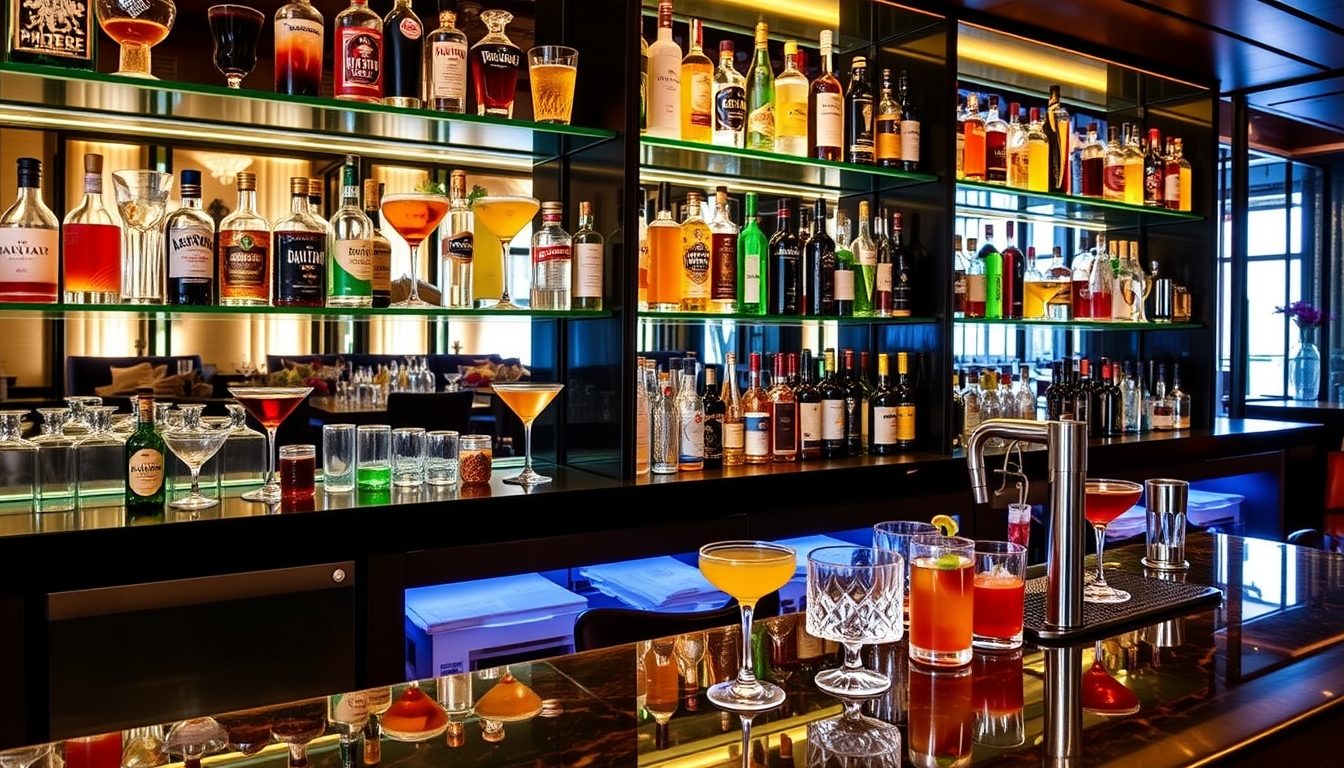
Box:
[84,154,103,174]
[291,177,311,194]
[181,169,202,186]
[784,40,798,55]
[307,178,322,197]
[236,172,257,190]
[719,40,734,55]
[579,200,592,216]
[541,201,563,214]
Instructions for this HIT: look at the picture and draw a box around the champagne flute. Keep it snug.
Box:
[697,540,796,712]
[491,382,563,486]
[471,196,540,309]
[1084,479,1143,603]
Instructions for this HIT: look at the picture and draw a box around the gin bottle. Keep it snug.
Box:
[425,10,468,112]
[327,158,374,307]
[273,176,329,307]
[164,170,216,306]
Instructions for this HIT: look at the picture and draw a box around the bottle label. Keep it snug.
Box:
[799,401,821,445]
[900,120,920,163]
[167,224,214,280]
[743,251,761,303]
[968,273,986,302]
[747,103,775,144]
[848,95,874,157]
[1165,173,1180,204]
[875,262,893,292]
[745,412,770,457]
[12,0,93,61]
[771,402,796,455]
[274,231,327,304]
[127,448,164,497]
[816,93,844,148]
[872,405,898,446]
[337,28,383,99]
[431,41,469,101]
[649,51,680,129]
[723,420,744,451]
[682,236,710,298]
[715,85,746,132]
[0,227,58,288]
[218,229,269,292]
[679,409,704,462]
[703,413,722,459]
[779,97,807,139]
[533,243,571,291]
[834,268,855,300]
[574,242,603,298]
[689,71,713,128]
[445,230,473,263]
[333,238,373,293]
[371,239,392,293]
[711,232,736,301]
[635,398,650,468]
[876,115,898,161]
[954,271,967,296]
[1104,162,1126,197]
[399,17,421,39]
[895,404,916,442]
[858,245,876,267]
[821,399,845,441]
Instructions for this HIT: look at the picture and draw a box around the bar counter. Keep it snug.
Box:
[12,533,1344,768]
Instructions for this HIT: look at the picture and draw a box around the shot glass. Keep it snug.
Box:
[971,541,1027,650]
[392,427,427,487]
[908,534,976,667]
[459,434,492,484]
[279,444,316,500]
[322,423,356,493]
[426,430,460,486]
[357,424,391,490]
[527,45,578,124]
[873,520,939,624]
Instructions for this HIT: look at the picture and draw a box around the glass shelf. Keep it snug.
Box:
[638,311,937,326]
[955,318,1201,331]
[640,136,938,198]
[0,301,610,322]
[955,180,1203,229]
[0,62,617,169]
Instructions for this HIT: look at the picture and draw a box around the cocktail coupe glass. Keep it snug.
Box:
[383,682,449,742]
[1084,479,1143,604]
[471,671,542,743]
[228,386,314,503]
[807,545,904,697]
[491,382,564,486]
[207,4,265,89]
[1081,640,1140,715]
[95,0,176,78]
[471,196,540,309]
[162,717,228,768]
[111,170,173,304]
[269,698,327,768]
[0,744,51,768]
[380,191,449,308]
[697,540,797,712]
[163,405,232,510]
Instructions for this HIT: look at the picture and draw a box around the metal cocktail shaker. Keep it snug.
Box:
[1142,478,1190,570]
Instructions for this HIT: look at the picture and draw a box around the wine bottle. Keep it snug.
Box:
[125,388,166,512]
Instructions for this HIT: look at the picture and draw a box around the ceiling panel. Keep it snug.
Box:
[1139,0,1344,69]
[1263,0,1344,29]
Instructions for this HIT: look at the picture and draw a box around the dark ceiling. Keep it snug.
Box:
[939,0,1344,155]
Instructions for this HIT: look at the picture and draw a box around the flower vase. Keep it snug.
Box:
[1290,326,1322,401]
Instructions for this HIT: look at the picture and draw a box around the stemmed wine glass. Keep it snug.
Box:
[95,0,177,79]
[228,386,314,503]
[1084,479,1143,603]
[162,717,227,768]
[207,5,266,89]
[806,545,904,697]
[380,191,449,308]
[491,382,564,486]
[163,405,232,509]
[697,540,796,712]
[471,196,539,309]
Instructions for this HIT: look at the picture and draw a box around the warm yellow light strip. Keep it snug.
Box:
[709,0,839,27]
[958,25,1108,96]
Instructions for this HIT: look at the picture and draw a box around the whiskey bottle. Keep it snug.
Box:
[218,171,272,306]
[962,92,986,181]
[648,182,681,312]
[869,353,899,454]
[769,353,798,463]
[745,20,775,151]
[676,360,704,471]
[163,169,216,306]
[679,192,711,312]
[712,41,746,148]
[364,181,392,308]
[875,68,899,167]
[275,0,323,96]
[742,352,771,465]
[1123,124,1145,206]
[0,158,58,303]
[327,158,374,307]
[62,153,121,304]
[125,389,166,513]
[702,364,724,468]
[1025,107,1049,191]
[470,10,521,117]
[572,200,603,310]
[804,198,835,316]
[852,201,877,316]
[796,350,822,460]
[334,0,383,103]
[1042,84,1071,195]
[774,40,809,157]
[984,95,1008,183]
[8,0,96,70]
[1168,137,1192,212]
[845,57,874,164]
[681,18,714,143]
[709,187,737,312]
[768,199,801,315]
[897,69,920,171]
[646,0,681,138]
[809,30,844,161]
[531,202,572,310]
[273,176,329,308]
[721,353,745,466]
[737,192,766,314]
[425,10,468,112]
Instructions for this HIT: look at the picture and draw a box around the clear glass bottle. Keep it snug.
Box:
[275,0,324,96]
[961,367,981,447]
[273,176,329,308]
[679,192,711,311]
[1088,239,1115,321]
[646,0,681,138]
[850,201,877,317]
[1079,122,1103,198]
[572,201,604,311]
[1102,125,1126,202]
[745,20,774,151]
[845,57,874,164]
[680,18,713,144]
[33,408,74,512]
[381,0,422,108]
[530,201,571,310]
[1171,363,1191,430]
[165,169,216,306]
[1016,364,1037,420]
[676,359,704,471]
[712,40,746,148]
[774,40,809,157]
[1122,361,1142,433]
[0,157,59,303]
[651,370,677,474]
[220,402,266,487]
[326,158,373,307]
[218,171,272,306]
[470,9,521,117]
[1150,362,1173,430]
[1109,240,1131,321]
[63,153,121,304]
[441,169,474,309]
[635,360,651,476]
[364,180,392,308]
[334,0,383,103]
[1069,234,1095,320]
[425,10,468,112]
[721,353,745,466]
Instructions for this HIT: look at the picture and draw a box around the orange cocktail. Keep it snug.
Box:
[908,662,973,768]
[909,535,975,667]
[492,383,564,486]
[381,191,449,308]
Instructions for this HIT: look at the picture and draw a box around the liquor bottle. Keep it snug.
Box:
[702,364,724,468]
[334,0,383,103]
[1088,239,1114,320]
[768,353,797,463]
[381,0,422,108]
[1095,361,1122,436]
[1071,123,1086,199]
[768,199,801,315]
[833,210,854,316]
[62,153,120,304]
[804,199,835,316]
[845,57,874,164]
[868,208,890,317]
[1080,122,1103,198]
[1016,364,1036,420]
[795,350,822,460]
[571,201,603,311]
[1171,363,1191,430]
[998,369,1018,419]
[1151,363,1173,430]
[1001,221,1025,319]
[1110,240,1131,321]
[163,170,215,306]
[637,191,650,310]
[425,10,468,112]
[819,349,846,458]
[875,68,899,167]
[679,192,711,312]
[1025,107,1049,192]
[1042,84,1071,195]
[980,368,1003,433]
[218,172,271,306]
[275,0,324,96]
[640,33,649,133]
[125,388,166,512]
[438,170,473,309]
[841,349,864,455]
[898,70,920,171]
[0,158,58,303]
[635,361,650,476]
[308,178,324,216]
[681,18,714,144]
[1144,128,1165,207]
[1042,245,1072,320]
[1102,125,1125,202]
[979,225,1002,320]
[646,0,681,138]
[1069,234,1094,320]
[273,176,328,308]
[984,95,1008,183]
[850,201,877,317]
[868,353,898,454]
[8,0,96,69]
[651,370,677,474]
[960,236,982,318]
[531,201,572,310]
[1006,103,1028,188]
[365,181,392,308]
[1121,361,1141,433]
[742,352,771,465]
[1122,124,1145,206]
[890,211,912,318]
[774,40,808,157]
[722,353,745,466]
[737,192,766,315]
[709,187,737,312]
[327,159,373,308]
[745,21,775,152]
[809,30,844,161]
[951,233,968,317]
[712,41,746,148]
[648,183,681,312]
[676,359,704,471]
[470,9,522,117]
[1168,137,1192,212]
[955,95,966,179]
[1073,359,1092,427]
[962,92,986,182]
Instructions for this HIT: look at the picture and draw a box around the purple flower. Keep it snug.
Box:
[1275,301,1334,328]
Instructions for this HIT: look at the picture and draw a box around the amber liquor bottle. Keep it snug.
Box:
[769,353,798,462]
[742,352,772,464]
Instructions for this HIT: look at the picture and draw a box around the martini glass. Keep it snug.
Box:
[228,386,314,503]
[382,683,449,742]
[1081,640,1140,715]
[1084,479,1143,604]
[164,406,232,509]
[380,192,449,308]
[492,382,563,486]
[472,196,539,309]
[697,540,796,712]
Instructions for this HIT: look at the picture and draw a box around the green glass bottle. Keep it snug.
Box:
[745,20,775,152]
[125,388,166,512]
[737,193,768,315]
[327,157,375,307]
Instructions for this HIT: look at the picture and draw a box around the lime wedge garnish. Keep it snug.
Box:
[935,554,963,570]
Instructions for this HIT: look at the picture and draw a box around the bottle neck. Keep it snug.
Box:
[291,192,310,214]
[237,188,258,212]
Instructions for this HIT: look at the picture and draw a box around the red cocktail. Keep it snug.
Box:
[1084,479,1142,603]
[972,574,1025,641]
[229,386,313,503]
[971,650,1025,747]
[64,733,123,768]
[908,662,973,768]
[1081,640,1140,715]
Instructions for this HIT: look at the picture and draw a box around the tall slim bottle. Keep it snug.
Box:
[218,172,271,306]
[819,349,846,458]
[646,0,681,139]
[531,201,572,310]
[0,158,58,303]
[745,20,775,152]
[890,211,911,318]
[868,353,898,454]
[984,95,1008,183]
[774,40,809,157]
[768,199,801,315]
[1103,125,1126,202]
[768,353,797,463]
[1042,84,1071,195]
[1001,221,1025,319]
[804,198,835,316]
[275,0,324,96]
[647,183,681,312]
[852,201,876,316]
[873,207,893,317]
[809,30,844,161]
[63,153,121,304]
[571,201,603,311]
[846,57,874,164]
[875,68,899,167]
[273,176,329,308]
[738,192,767,315]
[441,170,473,308]
[681,18,713,143]
[796,350,822,460]
[381,0,422,108]
[425,10,468,112]
[712,41,746,147]
[365,180,392,308]
[327,159,373,307]
[1144,127,1165,207]
[1025,107,1049,192]
[980,225,1002,319]
[635,362,650,476]
[961,92,986,182]
[721,353,745,466]
[833,210,854,316]
[334,0,383,103]
[679,192,711,312]
[702,364,724,468]
[164,170,215,306]
[651,371,677,474]
[676,360,704,471]
[709,187,737,312]
[742,352,771,465]
[898,69,920,171]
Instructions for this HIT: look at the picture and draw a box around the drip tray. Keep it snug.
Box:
[1023,568,1224,646]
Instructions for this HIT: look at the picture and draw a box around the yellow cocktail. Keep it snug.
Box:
[492,383,564,486]
[698,540,796,712]
[472,196,540,309]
